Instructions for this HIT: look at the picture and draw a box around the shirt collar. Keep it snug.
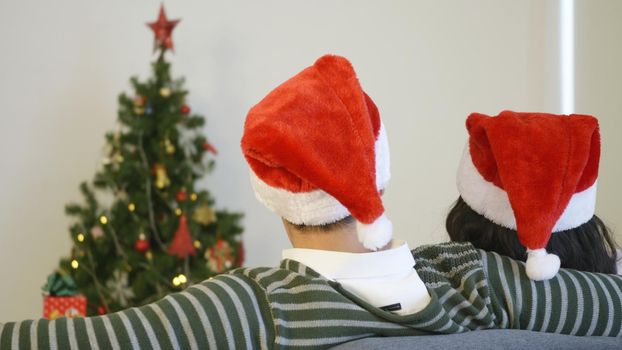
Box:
[281,240,415,280]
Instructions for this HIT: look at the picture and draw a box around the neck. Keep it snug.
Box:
[283,219,389,253]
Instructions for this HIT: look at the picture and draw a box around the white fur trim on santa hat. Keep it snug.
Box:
[356,213,393,251]
[250,123,391,226]
[525,248,560,281]
[457,145,597,233]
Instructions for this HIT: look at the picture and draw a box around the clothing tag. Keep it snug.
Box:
[379,303,402,312]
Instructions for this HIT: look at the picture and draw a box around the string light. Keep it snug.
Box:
[99,215,108,225]
[175,208,182,216]
[77,233,85,242]
[193,240,202,249]
[190,193,198,201]
[128,203,136,212]
[178,274,187,284]
[172,276,181,286]
[71,259,79,269]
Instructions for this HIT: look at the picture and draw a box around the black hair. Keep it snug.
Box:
[446,197,619,274]
[286,215,355,233]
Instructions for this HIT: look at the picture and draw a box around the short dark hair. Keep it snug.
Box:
[446,197,619,274]
[286,215,355,233]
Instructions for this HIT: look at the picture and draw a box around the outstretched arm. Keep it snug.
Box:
[481,250,622,337]
[0,273,272,349]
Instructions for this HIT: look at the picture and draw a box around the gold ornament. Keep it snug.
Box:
[193,240,202,249]
[160,87,171,97]
[164,138,176,154]
[128,202,136,212]
[175,208,183,216]
[193,204,217,225]
[190,193,198,201]
[133,106,145,115]
[154,164,170,189]
[145,250,153,261]
[133,95,146,107]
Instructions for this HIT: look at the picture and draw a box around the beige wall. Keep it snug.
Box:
[575,0,622,236]
[0,0,618,322]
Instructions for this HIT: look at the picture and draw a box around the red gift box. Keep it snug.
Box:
[43,295,87,320]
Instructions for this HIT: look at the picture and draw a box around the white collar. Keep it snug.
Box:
[282,240,415,280]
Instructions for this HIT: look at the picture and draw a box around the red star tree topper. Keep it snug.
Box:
[147,5,180,53]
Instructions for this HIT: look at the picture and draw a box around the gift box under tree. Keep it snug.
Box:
[42,272,87,320]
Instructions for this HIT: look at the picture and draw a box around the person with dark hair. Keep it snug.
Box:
[3,57,622,349]
[446,111,620,277]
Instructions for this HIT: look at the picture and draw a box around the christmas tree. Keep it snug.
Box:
[59,6,244,316]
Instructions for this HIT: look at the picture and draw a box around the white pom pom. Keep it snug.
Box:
[356,214,393,251]
[525,248,560,281]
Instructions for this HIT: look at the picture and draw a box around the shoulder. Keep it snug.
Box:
[411,242,484,286]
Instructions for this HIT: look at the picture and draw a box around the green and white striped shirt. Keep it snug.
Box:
[1,242,621,349]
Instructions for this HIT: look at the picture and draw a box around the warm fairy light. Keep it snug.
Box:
[193,240,201,249]
[190,193,198,201]
[175,208,182,216]
[77,233,85,242]
[172,276,181,286]
[99,215,108,225]
[145,251,153,260]
[71,259,79,269]
[128,203,136,212]
[178,274,187,284]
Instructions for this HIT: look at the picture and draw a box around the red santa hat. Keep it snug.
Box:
[457,111,600,280]
[241,54,392,250]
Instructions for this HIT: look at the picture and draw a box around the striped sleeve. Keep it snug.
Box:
[480,250,622,337]
[0,272,274,349]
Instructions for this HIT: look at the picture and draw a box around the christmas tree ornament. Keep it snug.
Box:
[133,106,145,115]
[193,203,216,225]
[159,87,171,98]
[205,239,234,273]
[97,305,107,315]
[175,208,182,216]
[153,164,170,189]
[190,192,198,201]
[167,215,196,258]
[203,141,218,155]
[133,95,146,107]
[134,233,150,253]
[235,241,245,267]
[147,4,180,53]
[193,240,202,249]
[90,225,104,239]
[105,270,135,307]
[181,104,190,115]
[176,190,187,202]
[164,138,176,154]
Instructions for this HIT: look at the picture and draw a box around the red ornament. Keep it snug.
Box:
[134,234,150,253]
[203,142,218,155]
[97,305,107,315]
[147,5,180,53]
[168,215,196,258]
[181,105,190,115]
[176,190,188,202]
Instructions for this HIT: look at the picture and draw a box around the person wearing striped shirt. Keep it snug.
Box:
[3,55,622,349]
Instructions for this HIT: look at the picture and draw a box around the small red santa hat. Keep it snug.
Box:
[241,54,392,250]
[457,111,601,280]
